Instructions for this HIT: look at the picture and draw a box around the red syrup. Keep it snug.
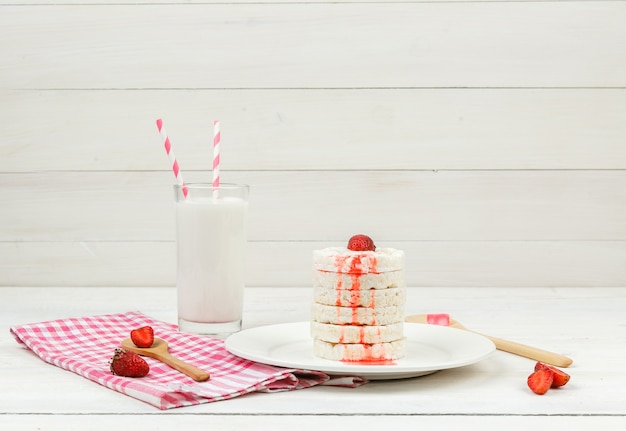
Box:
[341,359,397,366]
[333,252,380,325]
[318,249,400,366]
[340,342,397,366]
[333,251,388,356]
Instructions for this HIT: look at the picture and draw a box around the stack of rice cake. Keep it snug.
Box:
[311,246,406,361]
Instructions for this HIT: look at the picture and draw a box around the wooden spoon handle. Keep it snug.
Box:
[157,353,210,382]
[475,332,573,368]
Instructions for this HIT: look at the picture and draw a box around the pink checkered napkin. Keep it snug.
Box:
[10,311,365,409]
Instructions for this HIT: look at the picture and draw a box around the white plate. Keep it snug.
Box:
[225,321,495,380]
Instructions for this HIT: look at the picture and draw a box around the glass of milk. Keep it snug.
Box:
[174,183,249,337]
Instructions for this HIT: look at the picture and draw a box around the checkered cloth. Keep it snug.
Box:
[10,311,365,409]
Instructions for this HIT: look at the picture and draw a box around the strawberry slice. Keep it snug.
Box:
[535,362,571,388]
[130,325,154,348]
[527,369,553,395]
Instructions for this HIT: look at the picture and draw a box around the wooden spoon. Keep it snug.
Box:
[405,314,573,368]
[121,337,210,382]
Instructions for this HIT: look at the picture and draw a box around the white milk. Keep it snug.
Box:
[176,196,248,332]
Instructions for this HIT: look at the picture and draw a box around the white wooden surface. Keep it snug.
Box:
[2,2,624,427]
[1,286,625,430]
[1,0,625,288]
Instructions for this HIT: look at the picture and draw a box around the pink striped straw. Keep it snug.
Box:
[212,120,221,199]
[156,118,188,199]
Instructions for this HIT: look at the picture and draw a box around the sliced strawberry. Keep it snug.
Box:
[527,369,553,395]
[347,234,376,251]
[130,325,154,348]
[535,362,571,388]
[110,349,149,377]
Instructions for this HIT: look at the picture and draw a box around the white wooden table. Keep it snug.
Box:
[2,286,625,430]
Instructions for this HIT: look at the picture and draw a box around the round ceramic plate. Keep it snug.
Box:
[225,321,495,380]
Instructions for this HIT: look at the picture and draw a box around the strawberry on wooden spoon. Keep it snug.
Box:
[130,326,154,348]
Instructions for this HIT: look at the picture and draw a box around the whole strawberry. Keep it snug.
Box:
[347,234,376,251]
[110,349,149,377]
[130,325,154,348]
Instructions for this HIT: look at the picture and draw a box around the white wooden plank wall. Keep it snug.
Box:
[1,0,625,288]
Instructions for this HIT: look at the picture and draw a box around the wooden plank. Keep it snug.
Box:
[0,0,543,4]
[2,287,626,418]
[1,170,624,242]
[2,415,626,430]
[2,88,625,171]
[1,240,624,287]
[1,2,624,89]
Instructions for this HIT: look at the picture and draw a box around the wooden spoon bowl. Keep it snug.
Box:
[121,337,210,382]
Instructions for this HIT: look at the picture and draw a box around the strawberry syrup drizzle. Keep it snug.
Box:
[342,359,396,366]
[333,252,394,364]
[333,253,379,325]
[341,343,396,365]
